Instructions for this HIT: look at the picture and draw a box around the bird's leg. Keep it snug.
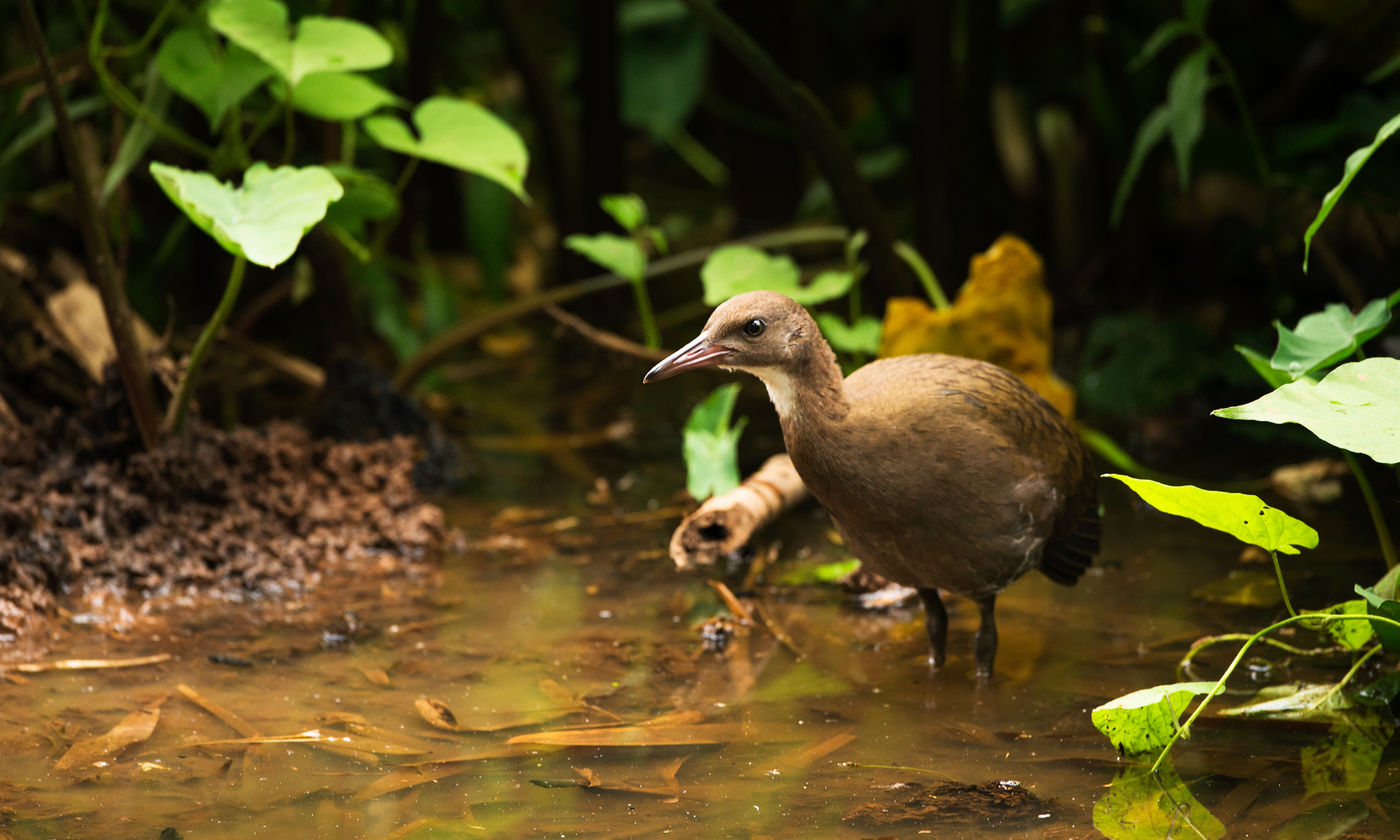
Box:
[916,587,948,669]
[973,595,998,678]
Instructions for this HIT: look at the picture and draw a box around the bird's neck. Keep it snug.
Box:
[751,344,849,431]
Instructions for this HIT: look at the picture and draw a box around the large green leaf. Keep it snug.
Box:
[1091,681,1222,755]
[148,161,343,268]
[1106,474,1319,554]
[1213,358,1400,463]
[363,97,529,200]
[700,245,853,306]
[1356,585,1400,653]
[563,233,645,282]
[209,0,392,89]
[682,383,747,500]
[1166,49,1210,191]
[156,27,273,130]
[290,71,402,120]
[815,313,882,355]
[1304,111,1400,271]
[1094,762,1225,840]
[1269,299,1391,379]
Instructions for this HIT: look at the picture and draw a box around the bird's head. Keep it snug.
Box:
[643,291,816,383]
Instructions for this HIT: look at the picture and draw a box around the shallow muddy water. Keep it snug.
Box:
[1,466,1395,839]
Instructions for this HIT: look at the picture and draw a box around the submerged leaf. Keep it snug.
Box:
[506,723,743,747]
[1214,358,1400,463]
[148,161,343,268]
[1091,681,1221,755]
[1219,682,1353,722]
[1106,475,1318,554]
[1301,713,1393,796]
[1191,569,1283,607]
[1269,299,1391,379]
[54,698,166,772]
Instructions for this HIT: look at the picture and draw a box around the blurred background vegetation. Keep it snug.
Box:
[3,0,1398,476]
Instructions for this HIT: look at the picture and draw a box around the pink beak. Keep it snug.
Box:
[643,333,733,383]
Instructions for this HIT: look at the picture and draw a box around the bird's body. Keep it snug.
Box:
[645,291,1099,676]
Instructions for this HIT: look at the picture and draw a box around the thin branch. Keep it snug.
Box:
[19,0,162,449]
[545,303,666,361]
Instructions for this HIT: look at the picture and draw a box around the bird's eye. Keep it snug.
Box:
[742,318,766,338]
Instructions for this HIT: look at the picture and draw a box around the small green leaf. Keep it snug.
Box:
[1213,358,1400,464]
[1300,600,1375,651]
[1166,49,1210,191]
[1304,110,1400,271]
[148,161,344,268]
[815,313,881,355]
[599,193,647,233]
[700,246,852,306]
[290,71,403,120]
[1355,585,1400,653]
[775,558,862,586]
[682,384,747,500]
[363,96,530,200]
[209,0,392,89]
[1106,474,1319,554]
[1130,20,1189,71]
[156,26,273,130]
[1091,681,1222,755]
[1269,299,1391,379]
[1235,344,1292,388]
[1111,104,1171,227]
[1094,762,1225,840]
[563,233,646,282]
[1355,672,1400,706]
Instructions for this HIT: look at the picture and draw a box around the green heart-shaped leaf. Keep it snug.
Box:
[1105,474,1318,554]
[683,383,747,500]
[1213,357,1400,463]
[149,161,344,268]
[816,313,882,355]
[563,233,645,282]
[209,0,391,89]
[1269,299,1391,379]
[156,26,273,129]
[1092,681,1223,755]
[291,71,403,120]
[363,96,529,200]
[700,245,853,306]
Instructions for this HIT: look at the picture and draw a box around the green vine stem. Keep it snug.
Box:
[1344,450,1398,569]
[88,0,214,161]
[1271,549,1298,617]
[630,268,660,350]
[1177,632,1340,682]
[1310,642,1385,711]
[166,256,247,435]
[1151,611,1400,774]
[892,240,949,310]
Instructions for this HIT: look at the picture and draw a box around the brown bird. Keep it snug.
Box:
[644,290,1099,676]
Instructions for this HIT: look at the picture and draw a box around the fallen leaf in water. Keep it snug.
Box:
[414,697,460,731]
[1192,569,1283,608]
[532,755,692,799]
[54,696,167,772]
[353,744,541,801]
[506,723,744,747]
[177,683,261,738]
[414,695,581,733]
[358,666,391,686]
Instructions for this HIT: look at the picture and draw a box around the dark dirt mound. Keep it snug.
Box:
[0,419,444,643]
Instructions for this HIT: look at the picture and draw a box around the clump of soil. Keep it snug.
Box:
[0,418,444,643]
[843,779,1052,828]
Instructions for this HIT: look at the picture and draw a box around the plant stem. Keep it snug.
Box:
[20,0,162,450]
[893,240,949,309]
[1150,611,1400,774]
[166,256,247,436]
[1344,450,1398,569]
[1202,39,1270,188]
[1270,550,1297,617]
[630,273,660,349]
[1309,642,1384,711]
[88,0,214,160]
[394,225,854,389]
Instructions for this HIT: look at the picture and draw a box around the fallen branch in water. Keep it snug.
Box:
[0,652,171,673]
[670,454,807,570]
